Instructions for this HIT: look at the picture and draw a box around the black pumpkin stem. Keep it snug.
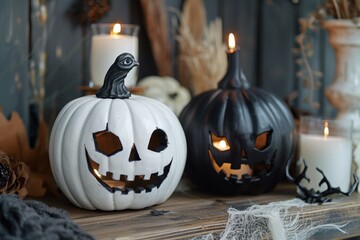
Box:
[218,48,249,90]
[96,53,139,99]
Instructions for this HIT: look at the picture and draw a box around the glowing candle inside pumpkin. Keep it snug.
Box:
[219,140,227,149]
[90,23,139,87]
[213,138,230,151]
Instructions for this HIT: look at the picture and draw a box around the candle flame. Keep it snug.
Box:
[228,33,236,52]
[324,121,329,139]
[112,23,121,35]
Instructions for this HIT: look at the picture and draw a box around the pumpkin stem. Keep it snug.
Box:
[218,49,249,89]
[96,53,139,99]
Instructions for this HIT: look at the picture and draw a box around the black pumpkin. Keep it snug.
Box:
[179,48,295,195]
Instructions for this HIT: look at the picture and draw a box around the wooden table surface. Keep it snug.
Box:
[41,181,360,240]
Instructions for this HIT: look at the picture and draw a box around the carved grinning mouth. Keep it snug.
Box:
[85,148,172,194]
[208,150,276,184]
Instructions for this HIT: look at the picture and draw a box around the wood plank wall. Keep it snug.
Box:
[0,0,337,137]
[0,0,30,127]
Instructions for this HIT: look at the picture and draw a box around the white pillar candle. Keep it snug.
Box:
[299,133,352,192]
[90,24,139,87]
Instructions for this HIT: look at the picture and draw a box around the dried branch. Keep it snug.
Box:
[294,0,360,110]
[324,0,360,19]
[140,0,173,77]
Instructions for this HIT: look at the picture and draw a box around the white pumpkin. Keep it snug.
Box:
[138,76,191,116]
[49,53,187,210]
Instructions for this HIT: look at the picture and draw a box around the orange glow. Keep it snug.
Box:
[228,33,236,52]
[213,139,230,151]
[211,134,230,151]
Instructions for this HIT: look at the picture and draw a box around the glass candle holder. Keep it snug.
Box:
[298,116,353,192]
[90,23,139,87]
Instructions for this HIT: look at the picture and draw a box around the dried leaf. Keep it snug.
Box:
[314,80,322,88]
[0,111,56,197]
[295,58,304,65]
[296,71,304,78]
[292,48,300,55]
[182,0,206,41]
[306,49,314,57]
[313,71,323,78]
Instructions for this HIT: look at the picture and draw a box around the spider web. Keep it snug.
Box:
[193,199,346,240]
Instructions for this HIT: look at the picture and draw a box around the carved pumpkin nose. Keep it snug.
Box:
[129,144,141,161]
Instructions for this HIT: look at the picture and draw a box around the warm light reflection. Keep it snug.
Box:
[324,121,329,139]
[94,169,102,178]
[112,23,121,35]
[228,33,236,52]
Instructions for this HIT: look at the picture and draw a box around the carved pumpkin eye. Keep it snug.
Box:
[93,127,123,156]
[254,131,272,150]
[148,129,168,152]
[210,133,230,151]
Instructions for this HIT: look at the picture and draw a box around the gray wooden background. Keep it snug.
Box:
[0,0,336,143]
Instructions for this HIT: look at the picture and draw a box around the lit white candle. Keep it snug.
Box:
[299,121,352,192]
[90,23,139,87]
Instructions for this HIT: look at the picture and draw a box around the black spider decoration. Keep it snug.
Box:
[286,159,359,204]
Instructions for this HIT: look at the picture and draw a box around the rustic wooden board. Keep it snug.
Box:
[41,183,360,239]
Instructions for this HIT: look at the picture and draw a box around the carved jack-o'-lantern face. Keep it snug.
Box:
[179,48,295,195]
[49,95,186,211]
[179,86,294,195]
[208,130,275,183]
[85,125,171,194]
[179,87,295,194]
[50,53,187,210]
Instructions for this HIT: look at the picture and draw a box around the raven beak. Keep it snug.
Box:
[134,60,139,66]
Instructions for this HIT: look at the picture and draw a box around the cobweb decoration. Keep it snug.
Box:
[193,199,346,240]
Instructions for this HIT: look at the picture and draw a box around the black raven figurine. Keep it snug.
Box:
[96,53,139,99]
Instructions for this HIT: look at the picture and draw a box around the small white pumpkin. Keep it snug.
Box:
[138,76,191,116]
[49,53,187,210]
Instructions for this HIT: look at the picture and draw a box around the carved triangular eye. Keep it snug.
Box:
[210,132,230,151]
[93,125,123,156]
[255,131,272,150]
[148,129,168,152]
